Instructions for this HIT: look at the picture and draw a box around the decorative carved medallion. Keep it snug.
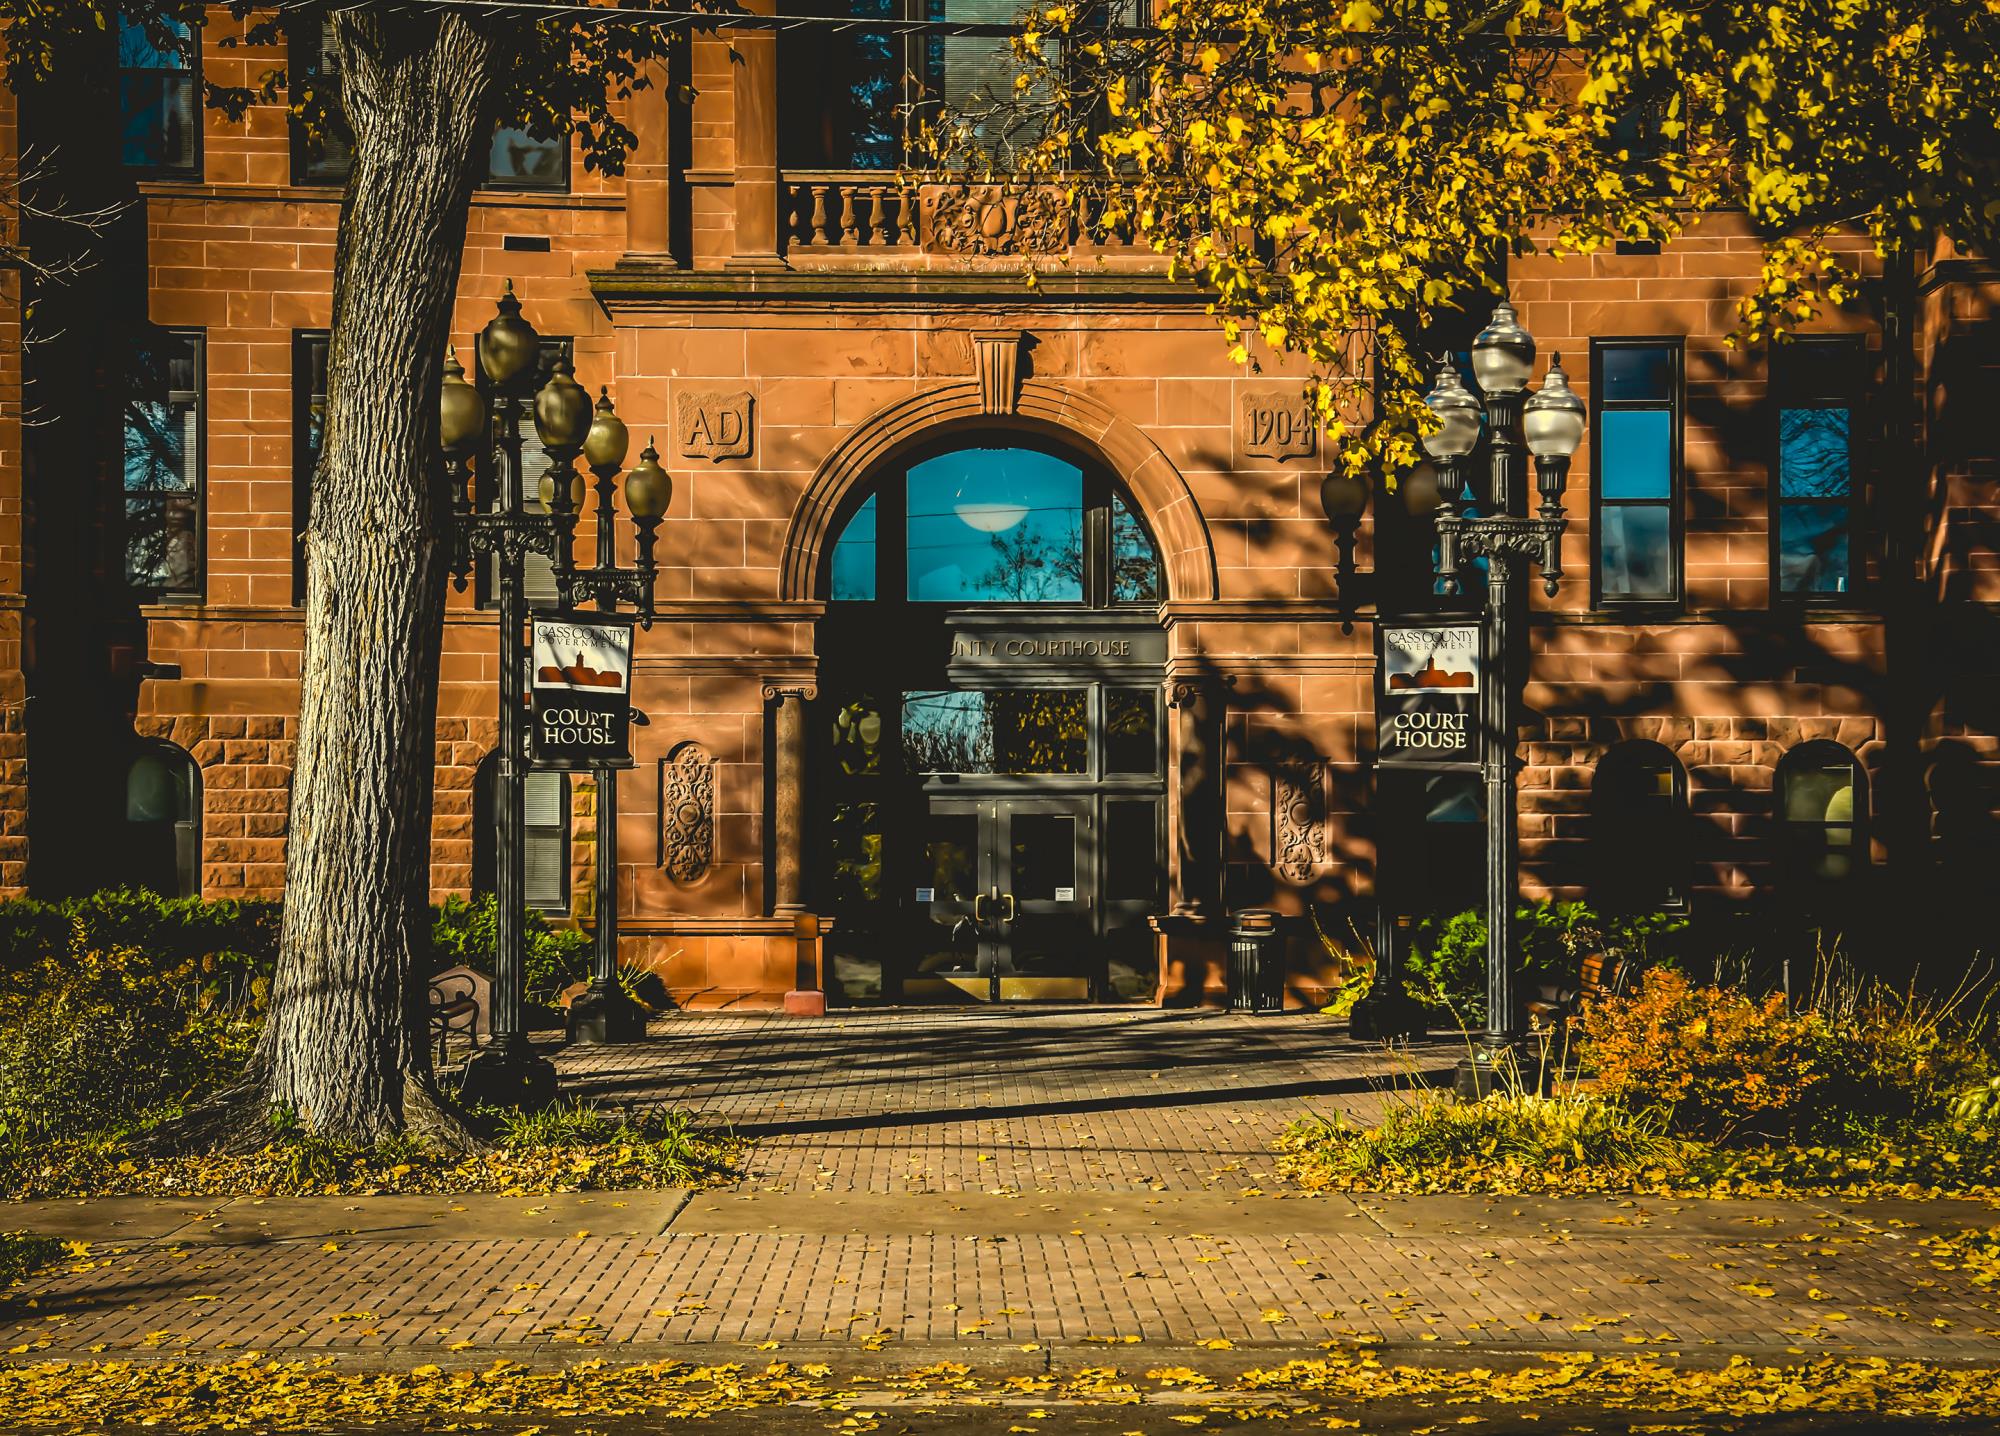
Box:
[923,185,1071,256]
[1274,763,1328,885]
[660,742,714,885]
[676,390,754,462]
[1237,388,1318,463]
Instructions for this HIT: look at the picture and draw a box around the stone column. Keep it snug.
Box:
[1168,676,1228,919]
[727,1,784,268]
[765,682,815,914]
[624,59,673,259]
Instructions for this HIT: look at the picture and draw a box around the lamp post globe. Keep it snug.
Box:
[623,440,673,523]
[477,279,540,393]
[1399,461,1443,518]
[1420,359,1482,462]
[1470,299,1535,395]
[1318,471,1369,526]
[1523,354,1587,460]
[534,355,592,453]
[439,348,485,458]
[583,387,630,478]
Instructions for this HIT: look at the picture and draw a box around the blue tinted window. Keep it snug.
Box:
[907,448,1083,602]
[488,127,566,189]
[124,331,202,597]
[1111,491,1162,603]
[1774,343,1859,597]
[829,494,878,601]
[1598,410,1673,499]
[119,15,197,174]
[1779,408,1850,498]
[1778,505,1851,594]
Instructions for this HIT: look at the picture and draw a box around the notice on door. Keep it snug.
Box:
[530,611,636,770]
[1376,622,1482,771]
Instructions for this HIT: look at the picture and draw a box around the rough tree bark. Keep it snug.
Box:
[186,11,511,1150]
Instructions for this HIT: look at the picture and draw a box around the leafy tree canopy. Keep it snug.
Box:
[946,0,2000,478]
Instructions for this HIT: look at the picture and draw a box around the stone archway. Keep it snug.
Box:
[780,380,1217,603]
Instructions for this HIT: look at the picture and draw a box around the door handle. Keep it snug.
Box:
[973,893,989,921]
[1001,892,1017,922]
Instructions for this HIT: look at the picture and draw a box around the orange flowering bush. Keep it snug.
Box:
[1579,968,1834,1143]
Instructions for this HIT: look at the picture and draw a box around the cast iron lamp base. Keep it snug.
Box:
[1452,1038,1523,1100]
[566,982,649,1045]
[457,1038,560,1110]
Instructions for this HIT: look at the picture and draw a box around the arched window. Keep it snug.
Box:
[1592,740,1689,912]
[124,742,200,897]
[823,440,1164,606]
[1776,741,1866,886]
[473,754,571,913]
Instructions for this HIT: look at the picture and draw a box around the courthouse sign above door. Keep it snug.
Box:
[1376,622,1483,770]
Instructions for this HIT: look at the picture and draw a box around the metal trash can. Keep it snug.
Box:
[1227,909,1285,1013]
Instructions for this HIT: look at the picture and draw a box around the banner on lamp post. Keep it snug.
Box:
[1376,620,1483,771]
[530,611,636,770]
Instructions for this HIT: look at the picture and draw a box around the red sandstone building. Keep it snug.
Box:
[4,10,1997,1005]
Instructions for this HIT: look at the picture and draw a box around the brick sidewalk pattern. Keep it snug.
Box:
[5,1011,1998,1366]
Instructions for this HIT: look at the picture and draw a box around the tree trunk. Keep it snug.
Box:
[244,12,508,1147]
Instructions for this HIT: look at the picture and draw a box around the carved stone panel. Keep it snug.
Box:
[676,390,754,462]
[661,742,714,885]
[1237,388,1318,463]
[1273,763,1328,885]
[922,185,1071,256]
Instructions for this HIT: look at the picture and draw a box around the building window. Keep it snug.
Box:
[119,13,199,176]
[1776,741,1866,887]
[1591,340,1681,606]
[1773,339,1863,599]
[123,329,203,600]
[289,19,353,184]
[1591,740,1689,912]
[125,742,200,898]
[473,757,571,913]
[292,331,330,606]
[821,439,1162,607]
[288,22,562,192]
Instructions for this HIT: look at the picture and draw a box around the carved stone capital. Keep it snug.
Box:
[762,681,820,704]
[1164,674,1235,709]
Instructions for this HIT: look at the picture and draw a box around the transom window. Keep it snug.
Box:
[824,442,1163,607]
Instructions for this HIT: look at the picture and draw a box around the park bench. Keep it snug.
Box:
[1524,951,1632,1029]
[427,971,481,1065]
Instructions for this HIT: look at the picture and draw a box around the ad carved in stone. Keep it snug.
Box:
[676,390,754,462]
[1274,762,1328,884]
[661,742,714,885]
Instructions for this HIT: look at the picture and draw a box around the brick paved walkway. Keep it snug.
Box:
[5,1011,1999,1369]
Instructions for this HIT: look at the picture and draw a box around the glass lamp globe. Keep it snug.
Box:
[583,387,630,474]
[477,279,540,392]
[533,355,592,452]
[1470,298,1535,395]
[1420,359,1482,460]
[623,440,673,522]
[1319,471,1369,525]
[438,348,485,458]
[1399,461,1442,517]
[1523,353,1587,458]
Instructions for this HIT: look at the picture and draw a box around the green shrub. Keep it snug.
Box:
[1277,1087,1682,1193]
[0,889,278,1006]
[428,893,591,1005]
[1405,900,1687,1027]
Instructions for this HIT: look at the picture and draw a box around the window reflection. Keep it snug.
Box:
[907,448,1083,602]
[1111,492,1163,603]
[124,330,202,598]
[830,494,878,600]
[1103,688,1158,774]
[778,0,902,169]
[1779,745,1862,884]
[488,127,567,189]
[119,15,197,174]
[902,688,1088,773]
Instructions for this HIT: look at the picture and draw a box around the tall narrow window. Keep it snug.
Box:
[289,19,352,184]
[119,13,199,176]
[1776,741,1866,887]
[1591,341,1681,606]
[778,0,903,170]
[1773,339,1862,599]
[125,742,200,898]
[523,769,571,912]
[1592,740,1689,912]
[292,331,330,605]
[124,329,203,600]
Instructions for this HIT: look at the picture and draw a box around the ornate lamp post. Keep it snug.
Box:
[1420,300,1586,1097]
[556,393,671,1045]
[439,281,663,1103]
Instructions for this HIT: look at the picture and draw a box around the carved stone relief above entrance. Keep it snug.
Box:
[676,390,754,462]
[1274,762,1329,885]
[922,185,1071,256]
[660,741,714,885]
[1237,387,1319,464]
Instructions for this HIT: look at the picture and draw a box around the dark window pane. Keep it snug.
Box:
[1782,762,1855,826]
[1598,409,1673,499]
[1599,346,1672,403]
[902,688,1087,773]
[907,447,1083,602]
[779,0,901,169]
[829,493,878,600]
[1424,774,1483,824]
[523,769,568,910]
[125,332,202,597]
[489,127,566,188]
[1009,812,1076,900]
[293,20,352,183]
[1779,408,1850,498]
[1599,504,1674,599]
[1779,343,1862,401]
[1103,799,1157,900]
[1111,491,1163,603]
[119,16,196,173]
[922,0,1054,168]
[829,796,885,907]
[1778,504,1851,594]
[829,694,886,776]
[1104,687,1158,774]
[924,812,979,900]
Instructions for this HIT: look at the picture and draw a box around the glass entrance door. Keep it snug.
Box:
[913,796,1095,1001]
